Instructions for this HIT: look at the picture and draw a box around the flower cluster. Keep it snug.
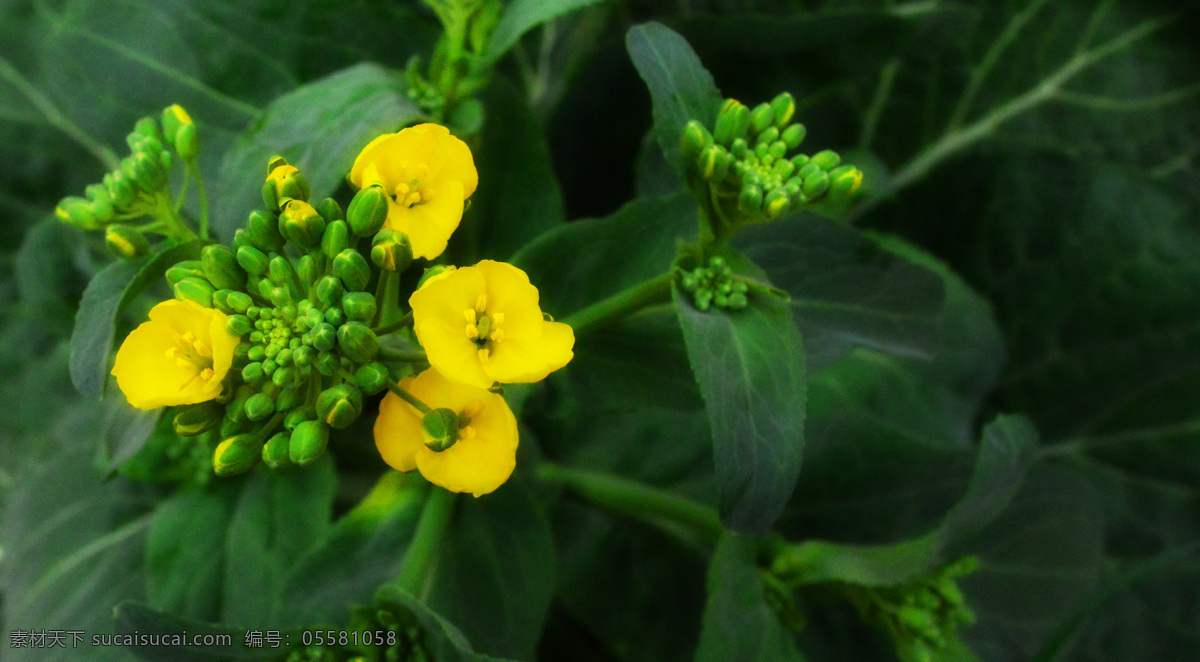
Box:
[56,104,201,258]
[680,92,863,235]
[676,256,750,312]
[111,122,572,496]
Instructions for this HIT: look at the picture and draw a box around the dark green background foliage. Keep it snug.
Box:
[3,0,1200,660]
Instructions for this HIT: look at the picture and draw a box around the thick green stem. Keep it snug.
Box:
[397,486,456,597]
[189,161,210,240]
[373,271,401,329]
[372,311,413,337]
[561,272,674,337]
[537,462,725,546]
[379,346,428,363]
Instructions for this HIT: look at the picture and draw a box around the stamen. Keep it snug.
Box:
[464,309,477,325]
[465,324,479,340]
[491,313,504,325]
[175,357,195,371]
[200,368,215,381]
[459,426,477,443]
[490,329,504,343]
[474,294,488,312]
[478,348,490,364]
[192,340,211,357]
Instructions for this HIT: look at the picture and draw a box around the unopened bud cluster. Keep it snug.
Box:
[285,592,432,661]
[55,105,200,259]
[677,256,749,312]
[170,157,414,476]
[681,93,863,228]
[854,557,978,662]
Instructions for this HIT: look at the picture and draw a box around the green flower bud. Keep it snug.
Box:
[172,402,223,437]
[284,405,316,430]
[749,103,774,134]
[347,185,389,236]
[214,434,263,476]
[755,126,779,148]
[680,120,713,161]
[105,224,149,259]
[263,162,310,210]
[803,170,830,198]
[417,265,456,289]
[714,99,748,146]
[275,384,303,412]
[316,352,339,377]
[247,210,285,253]
[337,322,380,363]
[316,383,363,429]
[174,122,199,161]
[262,432,292,469]
[311,322,337,352]
[226,291,252,313]
[764,188,791,220]
[827,165,864,200]
[315,275,345,310]
[242,361,265,384]
[272,366,296,388]
[811,149,841,171]
[268,255,298,289]
[781,124,806,150]
[201,244,246,291]
[798,162,823,181]
[738,184,764,216]
[770,92,795,127]
[728,292,748,309]
[317,219,348,260]
[226,314,253,337]
[104,172,137,209]
[699,145,720,180]
[133,116,162,142]
[289,420,329,466]
[131,151,167,191]
[767,141,787,161]
[56,196,97,229]
[422,408,459,452]
[85,184,114,222]
[245,393,276,421]
[790,154,811,170]
[332,249,370,292]
[174,277,215,307]
[247,345,265,361]
[342,291,377,322]
[278,199,326,248]
[236,245,270,275]
[316,197,344,224]
[371,229,414,272]
[355,362,389,395]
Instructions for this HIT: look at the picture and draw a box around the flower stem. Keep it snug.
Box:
[373,271,401,328]
[373,311,413,337]
[386,379,431,415]
[536,462,725,547]
[561,272,674,337]
[189,161,210,240]
[396,486,456,598]
[379,347,427,363]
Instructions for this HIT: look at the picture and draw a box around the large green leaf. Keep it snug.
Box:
[427,483,556,661]
[486,0,612,63]
[112,602,281,661]
[100,394,162,473]
[694,535,805,662]
[736,216,945,369]
[448,77,566,263]
[214,62,422,240]
[674,253,806,533]
[221,459,337,629]
[626,22,722,176]
[68,239,201,397]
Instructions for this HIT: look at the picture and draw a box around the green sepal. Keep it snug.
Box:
[347,184,389,237]
[342,291,378,322]
[213,433,264,476]
[321,220,350,261]
[370,229,413,272]
[316,197,344,223]
[315,275,345,310]
[279,199,326,248]
[174,122,199,161]
[268,255,299,289]
[261,431,292,469]
[247,210,285,253]
[105,224,149,260]
[417,265,456,289]
[236,245,270,276]
[810,149,841,171]
[781,124,806,150]
[749,103,774,134]
[200,244,246,291]
[171,402,224,437]
[316,383,364,429]
[245,393,276,421]
[332,249,371,292]
[284,405,316,431]
[680,120,713,161]
[770,92,795,127]
[85,183,114,222]
[174,277,215,307]
[355,362,389,395]
[310,322,337,352]
[714,99,748,146]
[421,408,459,452]
[226,314,253,337]
[289,420,329,466]
[337,321,380,363]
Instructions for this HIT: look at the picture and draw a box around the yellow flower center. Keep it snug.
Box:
[391,161,433,208]
[456,402,484,444]
[164,331,216,382]
[463,294,504,365]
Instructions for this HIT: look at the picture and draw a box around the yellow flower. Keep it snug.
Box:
[111,300,239,409]
[410,260,574,389]
[374,368,517,497]
[348,123,478,260]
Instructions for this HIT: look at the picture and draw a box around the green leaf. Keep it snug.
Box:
[673,255,806,533]
[427,482,556,661]
[214,62,421,241]
[271,471,427,629]
[695,535,805,662]
[68,239,201,398]
[100,394,162,473]
[375,586,509,662]
[486,0,612,63]
[626,22,722,176]
[112,601,282,661]
[736,216,945,369]
[221,458,337,629]
[144,483,240,621]
[448,77,565,263]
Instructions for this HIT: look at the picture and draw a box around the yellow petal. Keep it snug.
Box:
[373,387,424,472]
[410,263,486,332]
[474,260,543,339]
[485,321,575,384]
[412,391,517,496]
[417,319,492,389]
[349,124,477,199]
[422,124,478,198]
[111,321,200,409]
[385,180,465,260]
